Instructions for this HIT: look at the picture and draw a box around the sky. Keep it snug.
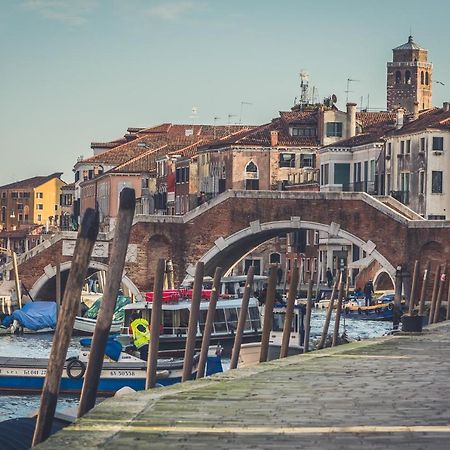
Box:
[1,0,450,186]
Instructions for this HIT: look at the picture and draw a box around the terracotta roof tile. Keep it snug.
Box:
[389,107,450,135]
[0,173,64,190]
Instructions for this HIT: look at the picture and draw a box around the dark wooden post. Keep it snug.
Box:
[230,266,255,369]
[55,260,61,307]
[78,189,135,417]
[407,260,420,316]
[446,273,450,321]
[332,275,345,347]
[393,265,403,329]
[433,264,447,324]
[259,264,277,363]
[197,267,222,379]
[32,209,99,446]
[146,258,165,389]
[428,265,441,324]
[418,262,430,316]
[182,262,204,382]
[302,279,314,353]
[317,274,340,350]
[280,260,299,358]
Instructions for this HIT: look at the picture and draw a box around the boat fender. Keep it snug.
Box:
[66,359,86,379]
[388,303,394,311]
[357,308,362,315]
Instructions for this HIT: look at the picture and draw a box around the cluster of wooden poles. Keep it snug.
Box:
[404,260,450,323]
[31,186,356,446]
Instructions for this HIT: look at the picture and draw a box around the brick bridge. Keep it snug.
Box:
[4,191,450,300]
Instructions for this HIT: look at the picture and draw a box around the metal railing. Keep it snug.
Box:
[342,181,377,195]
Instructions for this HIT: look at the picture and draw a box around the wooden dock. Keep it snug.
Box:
[38,322,450,449]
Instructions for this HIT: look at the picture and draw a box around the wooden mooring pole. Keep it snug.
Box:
[280,260,299,358]
[259,264,277,363]
[332,275,345,347]
[433,264,447,324]
[393,266,403,330]
[78,188,135,417]
[407,260,420,316]
[317,273,340,350]
[55,259,61,307]
[303,278,314,353]
[146,258,165,389]
[428,265,441,324]
[182,262,204,382]
[446,272,450,321]
[418,261,430,317]
[197,267,222,378]
[230,266,255,369]
[32,209,99,446]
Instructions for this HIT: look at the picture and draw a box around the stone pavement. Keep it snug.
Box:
[39,322,450,449]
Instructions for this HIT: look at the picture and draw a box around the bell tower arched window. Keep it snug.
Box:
[395,71,402,84]
[425,72,429,85]
[245,161,259,190]
[421,71,424,85]
[405,70,411,85]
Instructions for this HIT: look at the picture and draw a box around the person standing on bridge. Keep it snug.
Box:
[130,312,150,361]
[326,268,333,288]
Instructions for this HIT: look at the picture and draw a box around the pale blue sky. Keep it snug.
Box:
[1,0,449,185]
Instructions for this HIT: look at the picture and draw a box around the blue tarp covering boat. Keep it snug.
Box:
[8,302,57,331]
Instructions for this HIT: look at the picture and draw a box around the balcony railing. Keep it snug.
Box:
[390,190,410,205]
[341,181,377,195]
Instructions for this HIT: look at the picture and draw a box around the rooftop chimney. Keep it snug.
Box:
[270,130,279,147]
[346,103,357,138]
[443,102,450,112]
[396,108,405,129]
[413,102,419,121]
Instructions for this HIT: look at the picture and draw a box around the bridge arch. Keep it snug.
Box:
[186,217,396,281]
[30,260,142,301]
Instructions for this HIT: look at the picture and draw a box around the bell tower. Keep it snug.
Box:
[387,36,432,113]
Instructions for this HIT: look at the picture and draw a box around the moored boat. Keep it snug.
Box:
[0,340,221,395]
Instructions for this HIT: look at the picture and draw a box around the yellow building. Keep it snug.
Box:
[0,173,66,231]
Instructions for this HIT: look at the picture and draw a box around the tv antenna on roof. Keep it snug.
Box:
[227,113,237,124]
[239,101,252,124]
[345,78,360,103]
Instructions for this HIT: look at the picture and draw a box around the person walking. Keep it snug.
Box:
[326,268,333,288]
[364,280,374,307]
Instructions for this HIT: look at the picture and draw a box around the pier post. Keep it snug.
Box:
[230,266,254,369]
[197,267,222,378]
[332,274,344,347]
[182,262,204,382]
[317,273,340,350]
[12,251,22,309]
[32,208,99,446]
[407,260,420,315]
[433,264,447,324]
[259,264,277,363]
[55,259,61,307]
[428,265,441,324]
[146,258,165,389]
[280,260,299,358]
[393,265,403,329]
[78,188,135,417]
[303,278,314,353]
[446,272,450,321]
[418,262,430,317]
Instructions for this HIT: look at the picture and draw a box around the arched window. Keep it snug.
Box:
[395,71,402,84]
[245,161,259,190]
[405,70,411,85]
[270,252,281,264]
[1,207,6,223]
[425,72,429,85]
[421,71,424,85]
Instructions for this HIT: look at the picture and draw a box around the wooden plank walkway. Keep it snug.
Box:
[38,322,450,449]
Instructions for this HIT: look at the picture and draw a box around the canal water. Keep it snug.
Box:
[0,311,393,421]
